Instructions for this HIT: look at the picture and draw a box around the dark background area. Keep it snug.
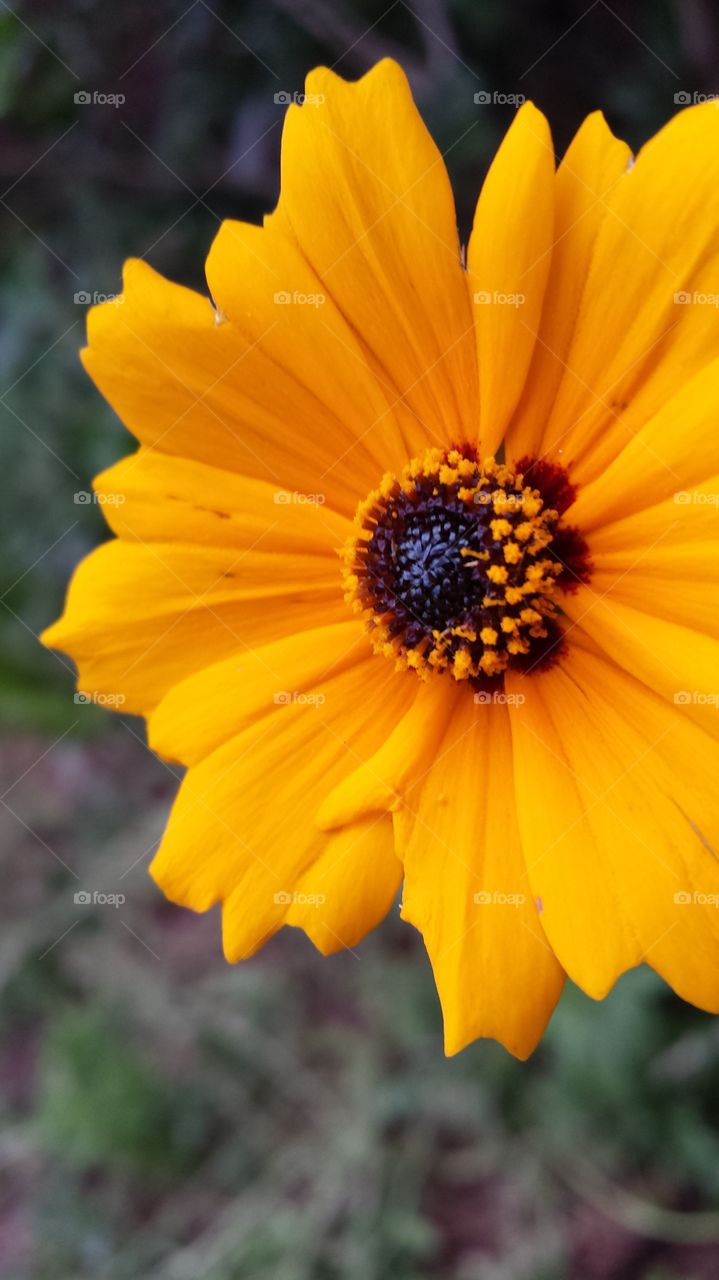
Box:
[2,1,719,1276]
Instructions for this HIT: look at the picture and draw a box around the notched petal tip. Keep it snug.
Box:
[303,55,408,101]
[442,1022,538,1062]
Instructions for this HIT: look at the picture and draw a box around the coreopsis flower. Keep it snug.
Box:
[43,60,719,1057]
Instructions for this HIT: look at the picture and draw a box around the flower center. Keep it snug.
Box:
[342,446,589,683]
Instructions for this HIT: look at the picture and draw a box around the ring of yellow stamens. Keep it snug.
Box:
[341,447,565,683]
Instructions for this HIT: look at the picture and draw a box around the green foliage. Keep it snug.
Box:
[35,1008,211,1178]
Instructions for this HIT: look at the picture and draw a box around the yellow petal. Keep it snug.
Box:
[574,474,719,636]
[569,356,719,530]
[149,621,369,766]
[42,538,345,715]
[466,102,555,455]
[529,101,719,484]
[82,258,371,517]
[206,215,420,483]
[316,678,453,829]
[396,687,564,1057]
[93,449,350,553]
[284,815,401,955]
[507,642,719,1010]
[508,111,631,459]
[277,59,478,452]
[149,650,417,961]
[562,588,719,742]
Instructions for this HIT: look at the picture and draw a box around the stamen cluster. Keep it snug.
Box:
[342,447,569,682]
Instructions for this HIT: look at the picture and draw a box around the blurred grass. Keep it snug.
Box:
[2,0,719,1276]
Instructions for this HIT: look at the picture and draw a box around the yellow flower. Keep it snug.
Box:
[43,60,719,1059]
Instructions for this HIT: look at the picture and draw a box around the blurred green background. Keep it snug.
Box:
[2,1,719,1276]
